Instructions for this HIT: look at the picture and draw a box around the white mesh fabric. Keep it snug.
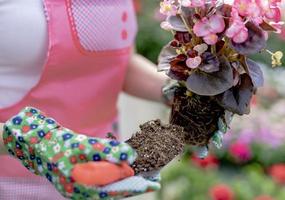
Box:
[99,176,160,193]
[68,0,137,52]
[0,177,67,200]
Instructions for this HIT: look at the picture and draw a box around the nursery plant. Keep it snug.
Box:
[128,0,284,176]
[157,0,284,157]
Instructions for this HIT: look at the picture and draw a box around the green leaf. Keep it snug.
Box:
[218,118,227,133]
[212,131,224,149]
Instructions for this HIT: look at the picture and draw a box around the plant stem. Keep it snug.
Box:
[211,45,216,54]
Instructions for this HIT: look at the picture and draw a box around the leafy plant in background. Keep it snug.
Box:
[135,0,172,63]
[158,152,285,200]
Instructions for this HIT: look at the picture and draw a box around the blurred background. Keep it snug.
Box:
[119,1,285,200]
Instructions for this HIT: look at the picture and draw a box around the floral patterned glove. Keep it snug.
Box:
[2,107,160,200]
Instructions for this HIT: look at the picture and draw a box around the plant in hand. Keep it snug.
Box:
[157,0,284,157]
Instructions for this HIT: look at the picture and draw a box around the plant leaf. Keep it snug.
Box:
[218,118,227,133]
[158,44,177,71]
[186,57,234,96]
[211,131,224,149]
[216,74,254,115]
[199,52,220,73]
[224,110,234,126]
[167,15,188,32]
[245,58,264,88]
[230,22,267,55]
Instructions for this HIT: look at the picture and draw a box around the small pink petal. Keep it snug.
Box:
[269,21,285,34]
[193,18,212,37]
[208,14,225,33]
[233,0,252,16]
[180,0,191,7]
[194,43,208,55]
[226,19,246,38]
[186,56,202,69]
[231,7,241,20]
[266,7,281,21]
[232,28,248,43]
[203,34,218,45]
[191,0,206,7]
[160,1,178,16]
[160,21,173,30]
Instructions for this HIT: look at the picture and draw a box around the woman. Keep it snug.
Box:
[0,0,166,199]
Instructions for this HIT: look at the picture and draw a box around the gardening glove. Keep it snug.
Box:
[2,107,160,200]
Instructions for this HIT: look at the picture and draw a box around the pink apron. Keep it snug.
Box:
[0,0,137,199]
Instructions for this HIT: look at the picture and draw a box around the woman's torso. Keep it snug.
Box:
[0,0,137,199]
[0,0,137,135]
[0,0,48,108]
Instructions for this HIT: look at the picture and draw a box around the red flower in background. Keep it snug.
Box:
[133,0,141,13]
[229,142,252,163]
[209,184,234,200]
[254,195,275,200]
[269,164,285,184]
[192,154,219,169]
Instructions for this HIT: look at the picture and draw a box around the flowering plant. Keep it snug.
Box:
[158,0,284,157]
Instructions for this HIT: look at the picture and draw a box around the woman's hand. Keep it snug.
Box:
[2,107,160,199]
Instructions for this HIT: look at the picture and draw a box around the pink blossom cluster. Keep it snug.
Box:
[226,0,283,43]
[160,0,284,45]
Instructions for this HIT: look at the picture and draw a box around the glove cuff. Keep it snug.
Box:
[3,107,60,172]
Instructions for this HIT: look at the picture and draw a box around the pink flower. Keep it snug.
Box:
[203,34,219,45]
[226,8,248,43]
[186,56,202,69]
[256,0,281,20]
[193,14,225,45]
[246,2,263,24]
[229,141,252,162]
[180,0,206,7]
[233,0,281,25]
[160,0,178,16]
[209,184,234,200]
[256,0,283,32]
[233,0,251,16]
